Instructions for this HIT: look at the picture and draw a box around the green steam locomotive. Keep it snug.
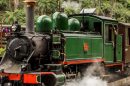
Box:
[0,1,128,86]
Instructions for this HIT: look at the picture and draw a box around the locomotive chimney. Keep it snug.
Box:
[24,0,36,33]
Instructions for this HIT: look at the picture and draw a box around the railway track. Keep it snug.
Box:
[108,76,130,86]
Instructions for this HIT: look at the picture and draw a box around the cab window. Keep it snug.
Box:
[105,24,116,42]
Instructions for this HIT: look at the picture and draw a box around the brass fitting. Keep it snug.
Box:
[24,0,36,7]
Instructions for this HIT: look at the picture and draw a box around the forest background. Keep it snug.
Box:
[0,0,130,25]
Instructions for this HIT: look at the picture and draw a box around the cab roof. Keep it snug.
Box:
[69,14,117,22]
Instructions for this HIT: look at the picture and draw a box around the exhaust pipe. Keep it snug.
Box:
[24,0,36,33]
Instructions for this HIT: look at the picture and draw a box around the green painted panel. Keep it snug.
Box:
[65,37,82,59]
[65,35,103,60]
[116,35,122,61]
[92,38,103,57]
[104,43,114,62]
[65,37,87,59]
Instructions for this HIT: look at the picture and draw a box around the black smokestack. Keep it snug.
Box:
[24,0,36,33]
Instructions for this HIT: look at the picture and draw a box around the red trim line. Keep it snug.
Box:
[105,63,122,67]
[63,58,104,65]
[40,72,55,75]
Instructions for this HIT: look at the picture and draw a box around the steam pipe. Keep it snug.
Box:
[24,0,36,33]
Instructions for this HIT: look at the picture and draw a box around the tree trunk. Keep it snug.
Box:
[9,0,12,11]
[14,0,19,10]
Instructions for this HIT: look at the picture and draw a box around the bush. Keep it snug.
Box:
[0,48,5,57]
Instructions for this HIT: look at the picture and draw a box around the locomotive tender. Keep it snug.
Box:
[0,0,127,86]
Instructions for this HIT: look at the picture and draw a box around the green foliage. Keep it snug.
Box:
[1,0,130,24]
[0,0,8,11]
[64,7,76,15]
[4,9,25,25]
[36,0,58,15]
[112,1,130,22]
[80,0,130,23]
[62,0,81,15]
[101,1,111,15]
[81,0,94,8]
[0,48,5,57]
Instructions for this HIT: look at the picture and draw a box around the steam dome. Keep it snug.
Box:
[36,15,53,32]
[52,12,68,30]
[68,18,80,31]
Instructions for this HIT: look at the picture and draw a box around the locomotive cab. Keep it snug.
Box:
[69,14,123,70]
